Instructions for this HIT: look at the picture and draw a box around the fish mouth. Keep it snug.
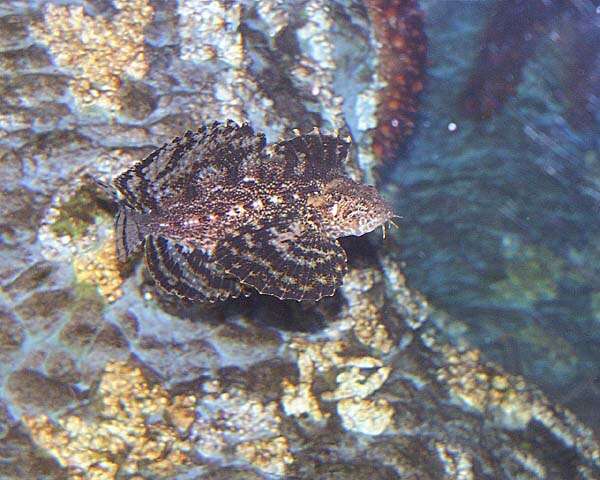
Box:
[357,210,399,237]
[355,215,389,236]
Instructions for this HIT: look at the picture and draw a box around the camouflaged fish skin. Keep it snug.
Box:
[110,120,394,302]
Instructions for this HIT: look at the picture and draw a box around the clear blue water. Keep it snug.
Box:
[393,0,600,429]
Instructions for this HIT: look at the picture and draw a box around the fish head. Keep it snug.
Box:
[311,177,395,238]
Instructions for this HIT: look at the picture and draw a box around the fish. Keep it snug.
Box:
[102,120,394,302]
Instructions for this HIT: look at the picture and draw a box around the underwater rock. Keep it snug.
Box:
[0,420,64,479]
[0,309,25,362]
[14,288,73,336]
[6,369,75,416]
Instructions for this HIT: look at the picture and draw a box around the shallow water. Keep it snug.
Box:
[396,0,600,430]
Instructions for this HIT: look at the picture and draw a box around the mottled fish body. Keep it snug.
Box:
[107,120,394,302]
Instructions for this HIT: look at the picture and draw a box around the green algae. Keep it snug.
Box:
[516,322,577,376]
[489,235,595,312]
[50,185,110,240]
[72,280,105,308]
[490,238,565,308]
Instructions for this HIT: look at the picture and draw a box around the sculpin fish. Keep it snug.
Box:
[102,120,394,302]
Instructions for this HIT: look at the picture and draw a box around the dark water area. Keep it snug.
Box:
[394,0,600,430]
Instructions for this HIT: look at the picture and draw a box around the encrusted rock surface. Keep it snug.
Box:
[0,1,598,479]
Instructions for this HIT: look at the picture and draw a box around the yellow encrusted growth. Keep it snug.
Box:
[436,345,534,429]
[281,338,394,435]
[23,361,195,479]
[321,365,391,402]
[341,268,393,353]
[337,398,394,436]
[73,232,123,303]
[434,442,475,480]
[236,436,294,476]
[437,341,600,466]
[192,380,294,476]
[281,376,327,422]
[30,0,153,112]
[281,339,343,422]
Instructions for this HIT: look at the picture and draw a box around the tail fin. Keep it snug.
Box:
[115,207,147,262]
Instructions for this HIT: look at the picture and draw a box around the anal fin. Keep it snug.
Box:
[145,235,241,301]
[213,221,347,301]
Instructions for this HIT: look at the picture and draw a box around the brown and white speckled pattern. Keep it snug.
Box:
[111,121,393,302]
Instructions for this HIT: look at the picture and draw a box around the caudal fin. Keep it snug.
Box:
[115,207,146,262]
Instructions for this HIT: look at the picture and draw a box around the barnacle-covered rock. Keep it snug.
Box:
[30,0,154,112]
[10,266,600,480]
[23,361,196,479]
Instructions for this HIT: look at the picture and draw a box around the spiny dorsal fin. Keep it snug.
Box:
[263,131,350,182]
[115,120,266,212]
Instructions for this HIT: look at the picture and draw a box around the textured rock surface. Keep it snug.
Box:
[0,0,598,479]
